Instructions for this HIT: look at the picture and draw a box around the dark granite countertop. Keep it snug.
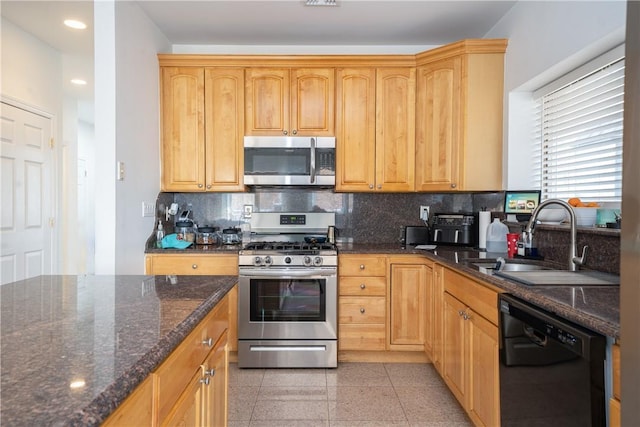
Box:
[145,243,242,254]
[338,242,620,339]
[0,274,236,427]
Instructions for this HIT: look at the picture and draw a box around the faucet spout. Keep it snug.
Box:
[525,199,586,271]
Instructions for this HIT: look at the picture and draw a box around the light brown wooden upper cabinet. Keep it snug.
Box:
[245,68,334,136]
[336,67,416,192]
[161,67,245,192]
[415,40,507,191]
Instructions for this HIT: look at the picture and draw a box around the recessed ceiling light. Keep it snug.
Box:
[64,19,87,30]
[71,79,87,86]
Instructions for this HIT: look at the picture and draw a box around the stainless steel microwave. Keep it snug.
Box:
[243,136,336,186]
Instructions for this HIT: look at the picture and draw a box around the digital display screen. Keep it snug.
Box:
[504,191,541,214]
[280,214,306,225]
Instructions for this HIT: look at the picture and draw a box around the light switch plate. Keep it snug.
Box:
[142,202,155,217]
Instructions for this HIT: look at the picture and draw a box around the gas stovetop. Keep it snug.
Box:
[239,241,338,268]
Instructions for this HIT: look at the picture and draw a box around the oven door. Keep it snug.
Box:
[238,268,337,340]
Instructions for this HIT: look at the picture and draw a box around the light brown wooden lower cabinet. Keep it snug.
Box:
[609,342,621,427]
[103,294,230,426]
[145,253,238,275]
[441,267,500,427]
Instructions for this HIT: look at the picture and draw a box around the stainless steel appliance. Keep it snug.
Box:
[243,136,336,186]
[237,212,337,368]
[430,212,477,246]
[499,294,606,426]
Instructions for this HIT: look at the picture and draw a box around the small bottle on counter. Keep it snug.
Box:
[156,220,164,248]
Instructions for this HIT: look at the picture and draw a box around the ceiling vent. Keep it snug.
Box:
[305,0,339,6]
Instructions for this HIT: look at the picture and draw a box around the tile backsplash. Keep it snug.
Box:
[157,189,504,244]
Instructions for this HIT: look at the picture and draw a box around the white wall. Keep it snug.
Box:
[94,2,169,274]
[484,1,626,189]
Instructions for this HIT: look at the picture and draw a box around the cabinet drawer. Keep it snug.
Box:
[339,276,386,296]
[444,268,498,325]
[339,324,386,350]
[339,297,385,324]
[155,297,229,423]
[339,255,387,276]
[145,254,238,275]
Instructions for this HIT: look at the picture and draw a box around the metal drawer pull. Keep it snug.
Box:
[360,283,366,289]
[204,368,215,377]
[360,307,365,314]
[202,338,213,347]
[192,264,198,269]
[200,377,210,385]
[359,264,365,270]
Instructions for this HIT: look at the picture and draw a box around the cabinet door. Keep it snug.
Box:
[335,68,377,192]
[161,370,203,427]
[202,333,228,427]
[389,264,427,348]
[204,68,245,191]
[375,68,416,192]
[291,68,335,136]
[415,57,462,191]
[161,67,206,191]
[423,263,434,357]
[432,265,445,373]
[442,292,467,406]
[467,309,500,427]
[245,68,289,135]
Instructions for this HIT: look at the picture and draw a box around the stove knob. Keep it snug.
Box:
[303,256,312,266]
[284,256,292,264]
[253,256,262,266]
[314,256,323,266]
[264,256,273,266]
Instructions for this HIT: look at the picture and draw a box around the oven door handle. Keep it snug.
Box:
[240,269,336,278]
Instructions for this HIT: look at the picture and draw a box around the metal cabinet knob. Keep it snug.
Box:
[360,307,365,314]
[359,264,365,270]
[202,337,213,347]
[192,264,198,269]
[198,183,203,188]
[458,310,465,317]
[283,130,288,135]
[204,368,215,377]
[206,184,211,189]
[200,377,210,385]
[451,183,457,189]
[377,184,382,189]
[360,283,366,289]
[369,184,374,189]
[292,129,297,135]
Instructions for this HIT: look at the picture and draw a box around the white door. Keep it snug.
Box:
[1,102,54,285]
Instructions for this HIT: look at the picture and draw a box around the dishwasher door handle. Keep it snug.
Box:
[523,325,548,347]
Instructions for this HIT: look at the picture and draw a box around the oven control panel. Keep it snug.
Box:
[280,214,306,225]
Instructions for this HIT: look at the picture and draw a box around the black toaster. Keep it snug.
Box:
[430,213,477,246]
[402,225,431,247]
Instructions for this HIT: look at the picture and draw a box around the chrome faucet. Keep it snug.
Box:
[524,199,588,271]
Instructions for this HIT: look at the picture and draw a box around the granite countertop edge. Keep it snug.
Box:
[338,242,620,339]
[65,277,237,427]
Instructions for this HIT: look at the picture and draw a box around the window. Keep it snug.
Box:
[532,46,625,203]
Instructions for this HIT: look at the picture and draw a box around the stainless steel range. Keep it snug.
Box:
[237,212,337,368]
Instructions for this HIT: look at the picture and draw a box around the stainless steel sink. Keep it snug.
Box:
[471,262,551,272]
[494,270,620,287]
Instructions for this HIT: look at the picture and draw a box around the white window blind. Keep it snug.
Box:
[532,51,625,203]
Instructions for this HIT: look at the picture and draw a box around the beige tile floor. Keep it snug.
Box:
[228,362,473,427]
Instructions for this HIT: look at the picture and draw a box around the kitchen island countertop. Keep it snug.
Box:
[338,242,620,339]
[0,274,236,426]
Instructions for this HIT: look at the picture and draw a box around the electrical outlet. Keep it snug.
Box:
[243,204,253,218]
[420,205,430,221]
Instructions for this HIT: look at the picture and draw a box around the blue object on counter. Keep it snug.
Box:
[161,233,193,249]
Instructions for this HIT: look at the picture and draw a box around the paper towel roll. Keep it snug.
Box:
[478,211,491,249]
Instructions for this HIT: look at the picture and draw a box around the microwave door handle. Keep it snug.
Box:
[454,230,460,243]
[310,137,316,184]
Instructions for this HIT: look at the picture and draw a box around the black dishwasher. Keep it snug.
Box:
[498,294,606,427]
